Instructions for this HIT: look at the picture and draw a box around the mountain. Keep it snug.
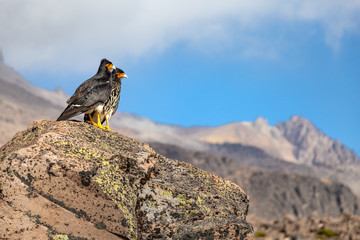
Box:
[276,115,359,166]
[0,59,67,146]
[112,113,210,152]
[150,142,360,220]
[176,116,359,167]
[111,113,360,168]
[0,120,253,239]
[0,58,68,108]
[180,117,298,163]
[111,113,360,196]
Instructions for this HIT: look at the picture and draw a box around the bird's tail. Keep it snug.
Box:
[57,105,86,121]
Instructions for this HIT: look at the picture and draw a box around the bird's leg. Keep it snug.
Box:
[87,113,96,125]
[96,114,105,129]
[105,116,112,131]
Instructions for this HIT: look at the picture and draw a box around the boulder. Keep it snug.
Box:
[0,120,253,239]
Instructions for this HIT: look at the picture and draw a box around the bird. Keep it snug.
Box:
[57,58,115,127]
[67,58,115,105]
[84,67,128,131]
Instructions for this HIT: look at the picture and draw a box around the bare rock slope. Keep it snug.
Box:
[151,142,360,220]
[0,120,253,240]
[0,60,66,146]
[276,116,359,166]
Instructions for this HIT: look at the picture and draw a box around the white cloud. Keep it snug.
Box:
[0,0,359,71]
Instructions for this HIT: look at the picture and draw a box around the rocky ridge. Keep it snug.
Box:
[276,115,359,166]
[151,142,360,220]
[0,120,253,239]
[0,61,66,146]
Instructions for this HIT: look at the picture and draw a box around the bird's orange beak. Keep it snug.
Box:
[116,73,128,79]
[106,63,115,70]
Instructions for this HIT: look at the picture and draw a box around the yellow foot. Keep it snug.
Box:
[105,117,112,131]
[87,114,96,125]
[89,121,97,127]
[105,127,112,131]
[96,123,106,130]
[91,122,105,129]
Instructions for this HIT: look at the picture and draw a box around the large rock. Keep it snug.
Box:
[0,120,253,240]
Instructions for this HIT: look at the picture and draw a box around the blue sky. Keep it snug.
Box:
[1,1,359,155]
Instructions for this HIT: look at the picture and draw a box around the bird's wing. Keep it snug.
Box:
[66,70,110,104]
[78,83,112,107]
[57,83,111,121]
[66,77,109,104]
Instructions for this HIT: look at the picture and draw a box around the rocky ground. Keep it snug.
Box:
[251,212,360,240]
[0,120,253,239]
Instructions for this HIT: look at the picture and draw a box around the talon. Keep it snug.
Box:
[87,114,96,125]
[95,114,105,130]
[105,117,112,131]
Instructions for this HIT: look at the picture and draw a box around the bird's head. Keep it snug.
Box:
[100,58,116,72]
[113,68,128,81]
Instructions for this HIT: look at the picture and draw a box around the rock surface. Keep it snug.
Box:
[276,116,359,166]
[151,142,360,220]
[252,212,360,240]
[0,120,253,240]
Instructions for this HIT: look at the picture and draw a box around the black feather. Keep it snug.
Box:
[57,80,112,121]
[66,58,113,105]
[57,59,114,121]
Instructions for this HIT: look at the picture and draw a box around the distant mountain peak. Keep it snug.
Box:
[290,115,308,122]
[286,115,316,129]
[253,117,269,129]
[276,116,359,166]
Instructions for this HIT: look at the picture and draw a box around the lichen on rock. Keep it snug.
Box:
[0,120,253,239]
